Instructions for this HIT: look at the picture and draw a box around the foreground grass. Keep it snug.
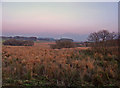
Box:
[2,46,120,87]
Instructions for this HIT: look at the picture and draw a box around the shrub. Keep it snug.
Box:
[50,39,75,49]
[23,40,34,46]
[3,39,34,46]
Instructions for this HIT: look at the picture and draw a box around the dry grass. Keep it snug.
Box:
[2,42,120,87]
[34,42,55,49]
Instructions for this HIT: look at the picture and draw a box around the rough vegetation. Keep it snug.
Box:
[2,45,119,87]
[2,30,120,87]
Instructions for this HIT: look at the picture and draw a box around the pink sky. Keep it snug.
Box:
[2,2,118,41]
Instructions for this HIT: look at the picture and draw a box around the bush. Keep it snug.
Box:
[22,40,34,46]
[50,39,75,49]
[3,39,34,46]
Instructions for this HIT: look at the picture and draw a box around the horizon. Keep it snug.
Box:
[2,2,118,41]
[1,35,87,42]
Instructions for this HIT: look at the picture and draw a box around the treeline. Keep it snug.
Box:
[50,30,119,49]
[1,36,55,41]
[2,36,37,41]
[88,30,119,47]
[3,39,34,46]
[2,30,119,48]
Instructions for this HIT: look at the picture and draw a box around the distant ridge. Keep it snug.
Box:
[1,36,56,41]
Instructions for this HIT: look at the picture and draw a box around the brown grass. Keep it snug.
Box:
[2,42,119,87]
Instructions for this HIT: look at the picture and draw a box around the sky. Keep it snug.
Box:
[1,0,119,2]
[2,2,118,41]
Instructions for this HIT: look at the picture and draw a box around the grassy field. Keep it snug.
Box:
[2,42,120,87]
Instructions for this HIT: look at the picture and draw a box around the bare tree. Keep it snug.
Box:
[107,32,117,40]
[88,30,117,42]
[88,30,117,49]
[88,32,99,42]
[97,30,110,41]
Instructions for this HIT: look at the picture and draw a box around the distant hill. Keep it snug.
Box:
[57,38,73,42]
[1,36,56,42]
[1,36,37,41]
[38,38,55,41]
